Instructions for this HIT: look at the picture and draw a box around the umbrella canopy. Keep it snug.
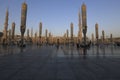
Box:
[0,32,3,37]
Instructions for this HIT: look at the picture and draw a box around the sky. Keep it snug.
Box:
[0,0,120,39]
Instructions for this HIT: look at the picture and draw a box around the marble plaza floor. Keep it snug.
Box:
[0,45,120,80]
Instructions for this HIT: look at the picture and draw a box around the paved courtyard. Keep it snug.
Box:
[0,45,120,80]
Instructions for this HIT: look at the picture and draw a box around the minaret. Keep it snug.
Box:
[39,22,42,38]
[20,2,27,46]
[11,22,15,40]
[95,23,99,44]
[78,9,82,43]
[3,8,9,44]
[81,3,87,45]
[70,22,73,43]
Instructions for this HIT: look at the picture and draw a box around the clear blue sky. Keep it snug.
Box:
[0,0,120,38]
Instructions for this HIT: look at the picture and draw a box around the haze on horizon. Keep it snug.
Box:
[0,0,120,38]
